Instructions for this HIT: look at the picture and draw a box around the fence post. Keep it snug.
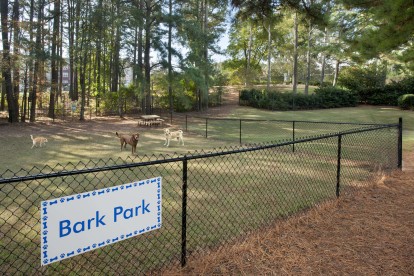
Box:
[292,121,295,152]
[206,118,208,138]
[185,115,188,132]
[336,134,342,198]
[239,119,242,144]
[181,156,188,267]
[398,117,403,170]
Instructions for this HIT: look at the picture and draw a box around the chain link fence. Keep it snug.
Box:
[32,107,171,123]
[181,115,392,144]
[0,120,401,275]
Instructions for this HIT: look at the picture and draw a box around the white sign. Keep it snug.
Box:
[41,177,162,266]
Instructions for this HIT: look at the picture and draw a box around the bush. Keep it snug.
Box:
[239,87,358,111]
[354,78,414,106]
[314,87,358,108]
[338,66,386,92]
[399,77,414,92]
[397,94,414,110]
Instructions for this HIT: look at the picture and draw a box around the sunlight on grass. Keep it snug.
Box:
[0,104,407,274]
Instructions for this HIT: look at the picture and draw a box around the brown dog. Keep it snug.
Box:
[116,132,140,154]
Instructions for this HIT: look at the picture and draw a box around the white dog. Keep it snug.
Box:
[164,128,184,147]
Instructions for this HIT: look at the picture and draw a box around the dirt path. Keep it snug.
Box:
[164,151,414,275]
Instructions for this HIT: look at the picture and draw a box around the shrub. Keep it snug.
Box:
[100,92,120,114]
[338,66,386,92]
[240,89,264,108]
[238,87,358,111]
[397,94,414,110]
[314,86,358,108]
[399,77,414,92]
[355,78,414,106]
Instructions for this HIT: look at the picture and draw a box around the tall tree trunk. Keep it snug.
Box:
[246,23,252,87]
[58,9,63,102]
[12,0,20,119]
[79,52,87,121]
[320,1,330,86]
[133,26,138,85]
[111,20,120,93]
[1,0,18,122]
[49,0,60,118]
[292,12,298,94]
[203,0,209,110]
[381,60,387,86]
[79,2,90,121]
[73,0,80,100]
[320,27,328,86]
[304,21,312,95]
[1,82,5,111]
[168,0,173,117]
[67,0,76,100]
[11,0,21,121]
[333,59,340,86]
[138,0,144,110]
[103,43,107,95]
[95,0,103,99]
[27,0,35,120]
[132,27,140,107]
[144,0,152,114]
[87,49,92,107]
[266,22,271,92]
[22,63,28,122]
[38,31,46,109]
[30,0,45,122]
[0,80,6,111]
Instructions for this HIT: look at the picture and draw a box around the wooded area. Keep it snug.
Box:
[1,0,413,123]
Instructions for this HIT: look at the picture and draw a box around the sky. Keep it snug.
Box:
[212,30,230,63]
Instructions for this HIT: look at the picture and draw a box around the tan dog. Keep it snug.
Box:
[164,128,184,147]
[116,132,140,154]
[30,135,48,149]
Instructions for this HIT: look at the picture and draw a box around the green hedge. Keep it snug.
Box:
[239,87,358,110]
[397,94,414,110]
[344,76,414,106]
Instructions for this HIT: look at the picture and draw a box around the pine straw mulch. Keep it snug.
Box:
[162,154,414,275]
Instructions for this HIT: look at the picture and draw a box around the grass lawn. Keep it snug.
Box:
[0,104,409,274]
[1,105,411,173]
[191,104,414,151]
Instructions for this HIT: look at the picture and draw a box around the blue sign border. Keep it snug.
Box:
[41,177,162,265]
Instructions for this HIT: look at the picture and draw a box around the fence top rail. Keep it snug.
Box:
[0,123,397,185]
[185,115,397,127]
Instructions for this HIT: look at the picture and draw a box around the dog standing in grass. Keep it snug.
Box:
[164,128,184,147]
[30,135,48,149]
[116,132,140,154]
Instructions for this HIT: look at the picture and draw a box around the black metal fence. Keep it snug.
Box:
[0,120,401,275]
[182,115,396,145]
[32,107,171,122]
